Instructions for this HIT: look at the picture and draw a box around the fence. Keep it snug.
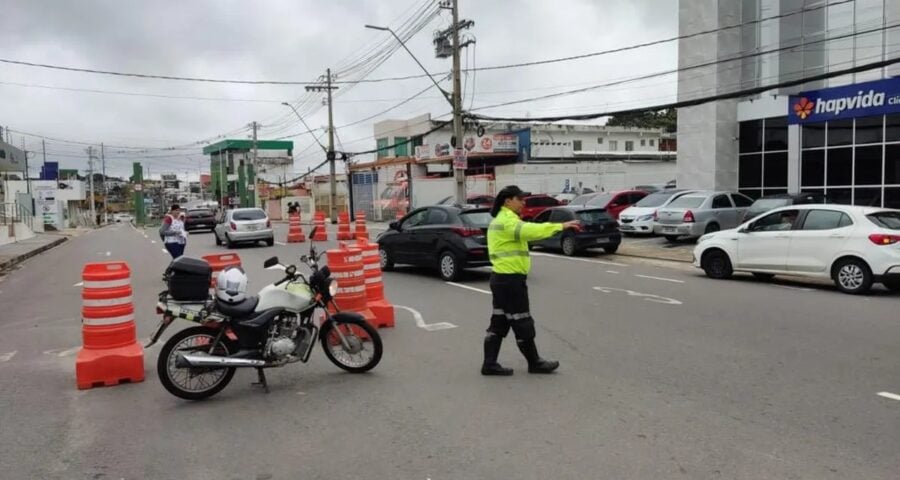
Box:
[0,202,34,229]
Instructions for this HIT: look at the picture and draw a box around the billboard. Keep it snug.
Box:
[789,77,900,124]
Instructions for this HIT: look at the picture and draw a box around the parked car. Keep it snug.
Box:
[654,191,754,241]
[618,189,697,235]
[436,194,495,209]
[571,190,649,220]
[113,213,134,223]
[530,206,621,256]
[519,194,561,221]
[742,192,829,222]
[213,208,274,248]
[184,208,216,232]
[552,192,578,205]
[377,206,492,281]
[694,205,900,294]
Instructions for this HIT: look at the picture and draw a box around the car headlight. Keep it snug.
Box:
[637,214,654,222]
[698,234,711,243]
[328,279,339,297]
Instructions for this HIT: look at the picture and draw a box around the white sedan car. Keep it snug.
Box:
[693,204,900,294]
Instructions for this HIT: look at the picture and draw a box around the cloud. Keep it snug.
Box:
[0,0,678,178]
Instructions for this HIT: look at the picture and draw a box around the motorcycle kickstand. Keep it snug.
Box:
[252,368,270,394]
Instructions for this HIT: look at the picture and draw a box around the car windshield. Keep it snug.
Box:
[635,192,676,207]
[576,209,612,224]
[570,194,595,205]
[187,209,212,217]
[585,193,613,206]
[866,211,900,230]
[232,209,266,221]
[667,196,706,208]
[460,210,492,227]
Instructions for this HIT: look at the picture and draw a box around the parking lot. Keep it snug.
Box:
[0,222,898,479]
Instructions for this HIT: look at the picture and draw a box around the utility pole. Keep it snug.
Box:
[21,138,31,195]
[101,143,108,224]
[250,121,259,208]
[450,0,465,205]
[306,69,339,223]
[86,146,96,227]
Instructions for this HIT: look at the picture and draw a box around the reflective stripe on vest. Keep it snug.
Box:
[489,250,529,261]
[514,222,523,242]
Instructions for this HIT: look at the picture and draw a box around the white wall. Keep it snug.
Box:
[494,161,676,194]
[530,128,663,158]
[3,180,86,203]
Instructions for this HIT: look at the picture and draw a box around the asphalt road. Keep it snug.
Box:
[0,222,897,479]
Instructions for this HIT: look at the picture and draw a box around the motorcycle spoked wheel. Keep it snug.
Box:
[319,321,383,373]
[157,326,238,400]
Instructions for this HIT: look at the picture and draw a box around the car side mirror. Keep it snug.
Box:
[739,224,753,234]
[264,256,279,268]
[389,221,399,230]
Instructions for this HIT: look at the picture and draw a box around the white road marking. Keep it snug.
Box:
[0,351,16,362]
[606,270,620,274]
[531,251,628,267]
[105,251,111,257]
[446,282,491,295]
[395,305,457,331]
[877,392,900,402]
[275,241,287,246]
[73,281,83,287]
[43,346,80,358]
[593,286,683,305]
[635,274,685,284]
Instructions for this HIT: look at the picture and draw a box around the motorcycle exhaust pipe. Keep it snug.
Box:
[175,353,266,368]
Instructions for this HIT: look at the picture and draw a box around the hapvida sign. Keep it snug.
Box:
[788,78,900,124]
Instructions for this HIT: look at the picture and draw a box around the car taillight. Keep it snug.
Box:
[230,222,237,231]
[869,234,900,246]
[452,227,482,237]
[683,210,695,223]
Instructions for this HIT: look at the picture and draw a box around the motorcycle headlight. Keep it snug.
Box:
[328,278,339,297]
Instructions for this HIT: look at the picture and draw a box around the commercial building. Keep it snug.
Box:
[677,0,900,208]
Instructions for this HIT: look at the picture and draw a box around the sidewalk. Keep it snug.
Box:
[0,233,71,273]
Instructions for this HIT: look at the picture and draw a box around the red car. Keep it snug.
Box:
[570,190,649,220]
[520,194,561,221]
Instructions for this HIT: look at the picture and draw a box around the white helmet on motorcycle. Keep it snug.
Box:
[216,266,248,304]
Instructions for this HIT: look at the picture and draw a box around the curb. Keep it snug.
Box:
[0,236,68,273]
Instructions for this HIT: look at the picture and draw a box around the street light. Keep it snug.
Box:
[364,24,452,105]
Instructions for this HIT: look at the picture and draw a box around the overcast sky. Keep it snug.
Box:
[1,0,678,179]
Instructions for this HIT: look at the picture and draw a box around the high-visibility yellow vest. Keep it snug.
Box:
[487,207,563,275]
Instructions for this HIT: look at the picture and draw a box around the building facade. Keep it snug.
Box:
[677,0,900,208]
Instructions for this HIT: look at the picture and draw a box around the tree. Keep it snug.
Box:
[607,108,677,133]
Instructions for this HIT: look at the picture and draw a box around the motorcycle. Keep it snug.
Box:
[147,227,383,400]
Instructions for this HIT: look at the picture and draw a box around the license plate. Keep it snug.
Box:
[247,224,259,231]
[596,238,608,244]
[663,227,676,233]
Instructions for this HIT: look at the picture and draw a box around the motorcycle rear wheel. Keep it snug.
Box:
[157,326,237,400]
[320,320,383,373]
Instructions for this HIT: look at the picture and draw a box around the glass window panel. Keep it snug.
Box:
[884,187,900,209]
[854,145,883,185]
[764,152,789,187]
[855,116,884,144]
[763,188,789,196]
[827,187,852,205]
[828,119,854,146]
[739,189,763,200]
[802,149,825,186]
[854,187,883,207]
[739,154,763,188]
[827,147,853,186]
[886,114,900,142]
[740,121,763,153]
[885,144,900,184]
[764,117,788,150]
[802,209,848,230]
[802,123,826,148]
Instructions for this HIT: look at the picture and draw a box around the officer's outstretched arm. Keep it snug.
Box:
[514,220,564,242]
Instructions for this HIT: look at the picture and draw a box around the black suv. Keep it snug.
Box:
[531,206,621,256]
[184,208,216,232]
[742,193,829,222]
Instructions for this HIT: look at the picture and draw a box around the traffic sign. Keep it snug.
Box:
[133,184,143,192]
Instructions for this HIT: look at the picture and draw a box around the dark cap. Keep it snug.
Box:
[170,204,181,211]
[490,185,526,217]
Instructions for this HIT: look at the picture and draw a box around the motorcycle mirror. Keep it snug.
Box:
[263,256,279,269]
[300,254,309,264]
[286,265,297,276]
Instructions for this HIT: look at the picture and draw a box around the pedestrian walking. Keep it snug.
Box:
[160,205,188,280]
[482,185,581,376]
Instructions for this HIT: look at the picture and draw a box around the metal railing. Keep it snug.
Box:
[0,202,34,229]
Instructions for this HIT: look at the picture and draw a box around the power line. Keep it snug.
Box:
[467,23,900,114]
[0,80,284,103]
[467,56,900,123]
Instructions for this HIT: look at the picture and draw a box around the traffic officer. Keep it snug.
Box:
[483,185,580,375]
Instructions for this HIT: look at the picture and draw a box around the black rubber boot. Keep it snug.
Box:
[517,339,559,374]
[482,334,513,376]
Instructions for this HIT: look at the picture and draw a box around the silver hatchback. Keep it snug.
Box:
[653,191,754,241]
[214,208,274,248]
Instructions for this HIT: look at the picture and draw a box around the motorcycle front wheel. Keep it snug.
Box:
[157,326,237,400]
[320,320,383,373]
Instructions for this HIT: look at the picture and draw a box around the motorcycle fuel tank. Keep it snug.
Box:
[256,281,315,312]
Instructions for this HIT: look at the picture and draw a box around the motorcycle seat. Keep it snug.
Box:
[236,308,283,329]
[216,296,259,319]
